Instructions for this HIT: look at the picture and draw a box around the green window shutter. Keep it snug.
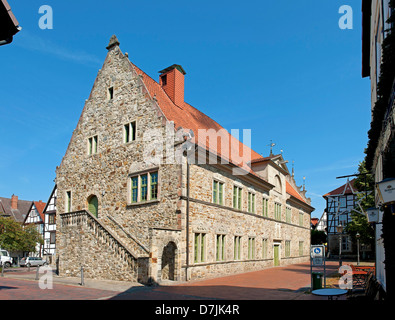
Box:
[141,174,148,201]
[150,172,158,200]
[238,188,242,210]
[194,233,199,263]
[263,239,267,259]
[201,234,205,262]
[222,235,225,261]
[218,183,223,205]
[233,186,237,209]
[131,177,138,203]
[213,181,218,204]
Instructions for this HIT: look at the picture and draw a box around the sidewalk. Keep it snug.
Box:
[2,268,144,293]
[2,261,347,300]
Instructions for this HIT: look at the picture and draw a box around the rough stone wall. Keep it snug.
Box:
[55,40,311,284]
[183,163,311,280]
[56,45,181,281]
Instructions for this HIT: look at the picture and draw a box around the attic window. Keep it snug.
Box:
[108,87,114,100]
[124,121,136,143]
[161,74,167,86]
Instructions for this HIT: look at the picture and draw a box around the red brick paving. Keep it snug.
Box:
[113,261,342,300]
[1,261,342,300]
[0,278,116,300]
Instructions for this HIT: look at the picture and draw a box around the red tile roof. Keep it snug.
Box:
[34,200,46,222]
[323,179,356,197]
[132,63,262,171]
[286,181,306,203]
[131,62,309,205]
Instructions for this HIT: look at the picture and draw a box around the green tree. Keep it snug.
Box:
[353,161,375,209]
[344,161,375,249]
[311,230,327,245]
[0,217,43,253]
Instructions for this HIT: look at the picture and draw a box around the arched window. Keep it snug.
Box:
[274,175,282,193]
[87,195,99,218]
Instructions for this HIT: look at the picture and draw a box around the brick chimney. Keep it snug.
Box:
[11,194,18,209]
[159,64,186,107]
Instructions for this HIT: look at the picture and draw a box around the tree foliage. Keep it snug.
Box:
[344,161,375,247]
[0,217,43,253]
[311,230,327,245]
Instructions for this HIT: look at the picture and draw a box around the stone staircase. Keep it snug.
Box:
[59,210,150,283]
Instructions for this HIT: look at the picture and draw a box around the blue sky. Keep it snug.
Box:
[0,0,371,218]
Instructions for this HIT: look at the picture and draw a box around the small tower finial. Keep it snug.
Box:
[106,35,120,51]
[268,140,276,156]
[292,160,295,178]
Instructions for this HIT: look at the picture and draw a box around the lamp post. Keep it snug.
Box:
[336,222,343,267]
[356,232,360,266]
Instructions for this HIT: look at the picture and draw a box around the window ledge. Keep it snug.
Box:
[126,199,160,208]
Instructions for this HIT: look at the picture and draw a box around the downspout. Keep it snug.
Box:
[185,157,190,282]
[181,133,194,282]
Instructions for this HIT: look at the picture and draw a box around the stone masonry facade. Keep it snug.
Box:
[55,36,313,284]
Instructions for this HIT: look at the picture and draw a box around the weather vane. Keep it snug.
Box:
[268,140,276,156]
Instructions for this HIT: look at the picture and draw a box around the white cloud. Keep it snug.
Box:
[16,31,102,66]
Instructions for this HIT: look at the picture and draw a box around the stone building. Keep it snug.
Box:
[55,35,314,283]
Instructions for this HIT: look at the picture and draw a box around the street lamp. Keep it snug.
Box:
[376,178,395,206]
[336,222,344,267]
[356,232,360,266]
[366,207,380,224]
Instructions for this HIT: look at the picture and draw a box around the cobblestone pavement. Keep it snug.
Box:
[0,261,347,300]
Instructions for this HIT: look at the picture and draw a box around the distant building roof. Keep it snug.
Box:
[0,195,33,222]
[34,200,46,222]
[323,179,356,197]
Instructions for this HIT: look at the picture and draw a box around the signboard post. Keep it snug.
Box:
[310,245,326,289]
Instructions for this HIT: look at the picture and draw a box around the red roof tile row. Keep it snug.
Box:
[129,60,308,205]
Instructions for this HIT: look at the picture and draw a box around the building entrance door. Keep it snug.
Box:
[274,244,280,266]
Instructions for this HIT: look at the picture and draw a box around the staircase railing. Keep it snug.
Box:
[60,210,149,283]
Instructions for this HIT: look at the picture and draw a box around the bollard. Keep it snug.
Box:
[80,266,84,286]
[1,263,4,277]
[35,266,40,280]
